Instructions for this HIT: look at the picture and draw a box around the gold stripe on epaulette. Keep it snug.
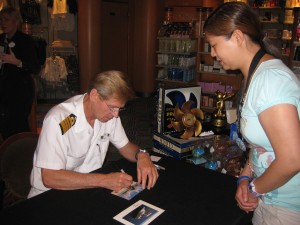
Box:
[59,114,77,135]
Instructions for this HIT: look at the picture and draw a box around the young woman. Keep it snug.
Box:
[204,2,300,225]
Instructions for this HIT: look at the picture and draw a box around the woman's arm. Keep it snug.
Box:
[253,103,300,194]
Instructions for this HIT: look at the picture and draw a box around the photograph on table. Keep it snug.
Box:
[113,200,164,225]
[111,181,143,200]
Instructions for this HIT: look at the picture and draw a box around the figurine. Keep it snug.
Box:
[212,90,235,127]
[214,90,234,118]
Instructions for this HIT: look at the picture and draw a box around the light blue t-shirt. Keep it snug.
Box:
[241,59,300,211]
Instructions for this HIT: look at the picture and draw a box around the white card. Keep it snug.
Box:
[150,155,161,162]
[111,182,144,200]
[113,200,164,225]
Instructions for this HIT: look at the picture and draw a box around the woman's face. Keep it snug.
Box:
[205,33,240,71]
[0,13,18,37]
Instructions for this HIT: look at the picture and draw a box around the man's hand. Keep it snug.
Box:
[102,172,134,192]
[136,153,159,190]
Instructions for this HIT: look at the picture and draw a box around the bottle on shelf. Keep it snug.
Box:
[164,7,173,25]
[195,7,213,38]
[196,7,204,37]
[297,18,300,42]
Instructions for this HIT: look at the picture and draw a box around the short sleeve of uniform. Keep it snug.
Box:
[248,64,300,114]
[35,115,68,170]
[108,117,129,149]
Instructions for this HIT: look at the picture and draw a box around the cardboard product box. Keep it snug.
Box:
[154,86,201,134]
[152,132,204,159]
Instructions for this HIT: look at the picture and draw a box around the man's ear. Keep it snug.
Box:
[90,88,99,102]
[232,29,244,45]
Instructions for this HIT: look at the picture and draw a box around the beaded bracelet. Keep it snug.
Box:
[237,175,252,185]
[248,178,265,197]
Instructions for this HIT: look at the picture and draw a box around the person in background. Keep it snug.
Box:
[203,2,300,225]
[0,7,40,139]
[28,70,158,198]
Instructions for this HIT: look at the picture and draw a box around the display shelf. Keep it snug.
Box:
[200,106,215,113]
[156,78,195,84]
[252,4,293,65]
[157,51,196,55]
[156,65,195,69]
[156,4,242,97]
[199,73,242,92]
[289,7,300,68]
[199,71,240,77]
[198,51,211,55]
[156,21,198,84]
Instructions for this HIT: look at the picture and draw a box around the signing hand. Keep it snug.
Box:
[103,172,133,192]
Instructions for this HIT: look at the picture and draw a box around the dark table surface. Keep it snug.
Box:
[0,156,252,225]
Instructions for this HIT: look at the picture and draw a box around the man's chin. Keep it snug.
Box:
[100,117,113,122]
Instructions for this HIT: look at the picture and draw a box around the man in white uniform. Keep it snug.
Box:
[28,70,158,198]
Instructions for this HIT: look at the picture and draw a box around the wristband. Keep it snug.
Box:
[248,178,265,197]
[237,175,252,185]
[135,149,149,161]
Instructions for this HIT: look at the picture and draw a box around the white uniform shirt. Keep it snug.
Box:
[28,94,129,198]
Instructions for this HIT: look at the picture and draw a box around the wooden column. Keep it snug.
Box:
[78,0,102,92]
[132,0,163,96]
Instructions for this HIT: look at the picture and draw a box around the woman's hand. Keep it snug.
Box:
[235,179,259,213]
[0,48,21,66]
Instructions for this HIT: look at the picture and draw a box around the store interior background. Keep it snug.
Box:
[13,0,222,97]
[16,0,222,133]
[2,0,299,135]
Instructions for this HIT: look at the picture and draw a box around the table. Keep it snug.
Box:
[0,156,252,225]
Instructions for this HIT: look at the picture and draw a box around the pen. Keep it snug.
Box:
[154,164,165,171]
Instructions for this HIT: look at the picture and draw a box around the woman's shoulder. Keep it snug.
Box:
[250,59,300,112]
[14,30,35,43]
[257,59,297,80]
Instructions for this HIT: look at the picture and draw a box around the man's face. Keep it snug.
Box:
[92,90,126,123]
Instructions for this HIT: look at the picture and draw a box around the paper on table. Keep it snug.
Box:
[113,200,164,225]
[150,155,161,162]
[111,182,143,200]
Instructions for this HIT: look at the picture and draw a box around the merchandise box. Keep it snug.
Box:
[152,131,203,159]
[154,86,201,135]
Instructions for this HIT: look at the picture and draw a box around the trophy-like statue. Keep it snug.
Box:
[212,90,234,127]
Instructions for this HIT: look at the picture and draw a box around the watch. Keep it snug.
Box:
[135,149,149,160]
[248,179,265,198]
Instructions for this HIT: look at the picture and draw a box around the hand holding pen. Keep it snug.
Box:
[105,169,133,192]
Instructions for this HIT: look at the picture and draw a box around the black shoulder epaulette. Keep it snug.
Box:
[59,114,77,135]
